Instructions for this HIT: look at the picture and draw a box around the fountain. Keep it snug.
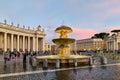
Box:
[52,24,75,57]
[36,25,90,67]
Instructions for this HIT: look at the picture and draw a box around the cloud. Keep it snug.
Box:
[71,27,98,40]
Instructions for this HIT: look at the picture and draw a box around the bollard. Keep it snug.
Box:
[89,57,93,66]
[32,58,37,66]
[101,56,107,65]
[104,57,107,64]
[74,59,77,67]
[43,58,48,67]
[56,59,60,68]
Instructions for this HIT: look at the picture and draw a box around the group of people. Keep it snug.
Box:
[3,50,52,64]
[3,51,20,64]
[3,51,40,64]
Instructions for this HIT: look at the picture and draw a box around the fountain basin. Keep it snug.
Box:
[36,55,90,64]
[52,38,75,44]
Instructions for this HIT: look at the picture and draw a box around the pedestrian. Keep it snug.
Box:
[11,52,15,60]
[3,51,9,64]
[23,51,26,63]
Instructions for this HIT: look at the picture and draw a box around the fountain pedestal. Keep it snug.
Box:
[58,44,70,57]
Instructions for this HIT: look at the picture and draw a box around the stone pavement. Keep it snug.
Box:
[0,55,3,61]
[0,63,120,80]
[0,56,120,80]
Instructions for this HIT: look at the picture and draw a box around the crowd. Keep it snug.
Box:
[3,51,42,64]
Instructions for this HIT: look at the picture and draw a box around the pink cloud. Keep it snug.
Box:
[71,27,98,40]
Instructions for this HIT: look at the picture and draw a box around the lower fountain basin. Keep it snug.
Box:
[36,55,90,64]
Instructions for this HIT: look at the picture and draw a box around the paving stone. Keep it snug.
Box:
[0,56,120,80]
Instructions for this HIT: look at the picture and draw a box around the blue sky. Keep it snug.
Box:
[0,0,120,43]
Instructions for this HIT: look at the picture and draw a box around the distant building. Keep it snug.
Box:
[45,42,51,51]
[107,32,120,51]
[0,20,46,52]
[76,38,105,51]
[51,45,56,52]
[70,41,76,51]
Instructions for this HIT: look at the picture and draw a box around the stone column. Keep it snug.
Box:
[11,34,13,52]
[116,42,118,50]
[33,36,35,51]
[109,42,110,51]
[41,38,45,52]
[35,36,38,51]
[114,40,116,51]
[17,35,19,51]
[4,33,7,52]
[23,36,25,51]
[28,36,30,51]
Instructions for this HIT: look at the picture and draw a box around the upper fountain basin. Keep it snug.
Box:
[52,38,75,44]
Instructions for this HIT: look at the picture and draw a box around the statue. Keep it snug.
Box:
[17,24,19,28]
[28,26,30,30]
[60,31,67,38]
[4,19,7,25]
[11,22,14,27]
[23,25,25,29]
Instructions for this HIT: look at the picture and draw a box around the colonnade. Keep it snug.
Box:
[107,40,119,51]
[0,32,45,52]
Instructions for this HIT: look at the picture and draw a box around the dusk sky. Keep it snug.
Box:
[0,0,120,43]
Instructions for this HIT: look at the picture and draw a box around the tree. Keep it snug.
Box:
[111,29,120,33]
[91,32,109,40]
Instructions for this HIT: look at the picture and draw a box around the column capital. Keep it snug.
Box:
[10,33,14,35]
[4,32,7,34]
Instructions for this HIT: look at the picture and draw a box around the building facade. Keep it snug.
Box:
[0,20,46,52]
[107,32,120,51]
[45,42,51,51]
[76,38,105,51]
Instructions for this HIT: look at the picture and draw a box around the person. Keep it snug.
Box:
[3,51,9,64]
[22,51,27,63]
[11,52,15,60]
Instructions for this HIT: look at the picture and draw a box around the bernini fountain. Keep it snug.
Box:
[36,24,90,68]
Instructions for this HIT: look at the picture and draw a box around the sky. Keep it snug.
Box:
[0,0,120,44]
